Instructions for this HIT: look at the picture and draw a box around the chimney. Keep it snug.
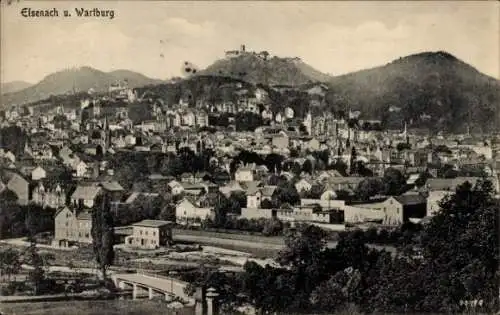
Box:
[240,44,245,52]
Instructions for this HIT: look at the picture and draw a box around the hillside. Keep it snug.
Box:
[198,53,331,86]
[0,67,163,107]
[326,51,500,133]
[135,75,255,106]
[1,81,33,94]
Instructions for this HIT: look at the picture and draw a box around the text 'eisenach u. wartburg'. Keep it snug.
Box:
[20,8,116,19]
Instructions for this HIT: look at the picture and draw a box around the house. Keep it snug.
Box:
[168,180,184,196]
[424,177,483,192]
[235,166,255,182]
[317,170,343,182]
[31,181,66,209]
[195,110,209,127]
[31,166,47,181]
[381,194,427,226]
[272,134,289,150]
[276,206,343,225]
[240,208,276,220]
[73,160,88,178]
[3,151,16,163]
[320,188,337,201]
[0,171,29,205]
[246,185,276,208]
[124,220,174,249]
[180,172,195,183]
[31,145,54,160]
[53,207,92,245]
[71,184,102,208]
[181,110,196,127]
[219,181,245,197]
[58,146,75,166]
[175,197,212,225]
[100,181,125,202]
[125,134,137,146]
[324,177,366,192]
[181,183,206,196]
[295,178,313,194]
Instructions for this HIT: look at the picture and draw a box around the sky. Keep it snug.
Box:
[1,1,499,84]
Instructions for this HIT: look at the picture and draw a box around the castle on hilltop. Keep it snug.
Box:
[225,44,247,58]
[224,44,272,61]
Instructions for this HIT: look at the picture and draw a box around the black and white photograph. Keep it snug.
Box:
[0,1,499,314]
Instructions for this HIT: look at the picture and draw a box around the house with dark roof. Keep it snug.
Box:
[381,194,427,226]
[71,184,102,208]
[246,185,277,208]
[0,170,29,205]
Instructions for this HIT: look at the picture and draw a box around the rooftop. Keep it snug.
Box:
[132,219,174,228]
[393,194,426,206]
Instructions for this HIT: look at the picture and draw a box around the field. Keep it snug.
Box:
[0,300,194,315]
[173,229,285,245]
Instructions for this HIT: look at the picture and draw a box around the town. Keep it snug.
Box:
[1,66,499,314]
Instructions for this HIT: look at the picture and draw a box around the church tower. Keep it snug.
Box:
[303,111,312,135]
[99,116,111,152]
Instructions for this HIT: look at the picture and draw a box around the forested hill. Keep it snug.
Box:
[0,67,163,108]
[325,51,500,133]
[198,53,331,86]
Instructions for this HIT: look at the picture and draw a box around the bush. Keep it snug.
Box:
[0,281,31,296]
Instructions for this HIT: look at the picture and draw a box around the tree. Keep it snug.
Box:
[261,198,273,209]
[91,193,115,280]
[396,142,411,151]
[278,224,327,273]
[335,230,370,272]
[0,126,28,157]
[302,159,313,174]
[157,204,176,222]
[336,189,352,201]
[274,182,300,206]
[160,155,184,177]
[330,160,348,176]
[356,177,384,200]
[349,147,358,175]
[291,162,302,176]
[213,194,230,227]
[229,191,247,209]
[0,247,21,281]
[262,218,283,236]
[310,268,362,312]
[416,179,499,312]
[242,262,295,314]
[278,224,331,311]
[264,153,284,174]
[383,168,406,195]
[438,164,458,178]
[25,209,45,295]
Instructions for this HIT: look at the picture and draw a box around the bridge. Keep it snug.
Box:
[111,273,195,305]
